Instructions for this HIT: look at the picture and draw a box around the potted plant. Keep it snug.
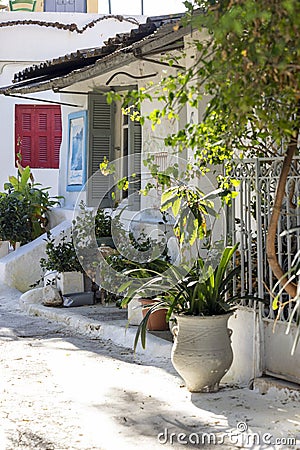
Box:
[0,194,32,249]
[120,243,246,392]
[72,201,101,292]
[106,229,171,327]
[138,297,169,331]
[95,209,114,248]
[0,160,61,249]
[40,231,84,295]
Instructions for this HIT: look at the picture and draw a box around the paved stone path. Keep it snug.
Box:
[0,284,299,449]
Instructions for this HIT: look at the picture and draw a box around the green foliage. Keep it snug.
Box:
[120,244,242,350]
[0,195,32,246]
[170,0,300,157]
[115,0,300,244]
[0,162,61,246]
[106,230,170,273]
[95,209,112,238]
[40,231,83,274]
[161,185,221,245]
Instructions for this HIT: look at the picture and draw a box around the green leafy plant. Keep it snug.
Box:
[95,209,112,238]
[0,195,32,247]
[40,231,83,274]
[120,244,246,349]
[114,0,300,299]
[1,161,61,246]
[106,230,170,273]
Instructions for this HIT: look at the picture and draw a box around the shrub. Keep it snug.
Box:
[0,162,61,247]
[40,232,83,274]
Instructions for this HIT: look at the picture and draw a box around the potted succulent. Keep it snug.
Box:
[120,243,245,392]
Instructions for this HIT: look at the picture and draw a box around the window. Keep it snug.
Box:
[44,0,86,12]
[87,93,141,209]
[15,105,62,169]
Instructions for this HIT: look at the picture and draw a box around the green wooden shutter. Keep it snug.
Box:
[128,119,142,211]
[87,93,114,207]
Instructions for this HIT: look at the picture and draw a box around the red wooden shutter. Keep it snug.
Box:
[53,110,62,167]
[15,107,33,166]
[15,105,62,168]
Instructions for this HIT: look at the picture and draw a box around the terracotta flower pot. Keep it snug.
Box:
[139,298,169,331]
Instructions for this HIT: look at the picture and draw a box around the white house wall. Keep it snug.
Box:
[56,59,171,210]
[0,12,147,197]
[0,83,61,196]
[59,97,88,208]
[0,13,146,60]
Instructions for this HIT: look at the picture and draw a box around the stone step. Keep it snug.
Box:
[253,376,300,400]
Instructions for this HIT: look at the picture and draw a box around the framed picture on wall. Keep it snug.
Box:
[67,110,87,191]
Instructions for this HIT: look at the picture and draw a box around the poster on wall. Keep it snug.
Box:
[67,111,87,191]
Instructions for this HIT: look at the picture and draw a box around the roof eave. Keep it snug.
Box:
[0,24,188,96]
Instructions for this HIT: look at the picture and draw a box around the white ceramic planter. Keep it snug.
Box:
[171,313,233,392]
[0,241,9,258]
[57,271,84,295]
[128,297,143,325]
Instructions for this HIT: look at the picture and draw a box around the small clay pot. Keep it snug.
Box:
[139,298,169,331]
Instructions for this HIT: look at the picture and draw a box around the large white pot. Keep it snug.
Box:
[171,313,233,393]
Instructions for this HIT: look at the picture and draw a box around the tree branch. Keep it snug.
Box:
[266,133,298,298]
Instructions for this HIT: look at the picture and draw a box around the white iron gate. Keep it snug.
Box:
[228,157,300,383]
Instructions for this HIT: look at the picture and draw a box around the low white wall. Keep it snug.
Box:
[263,319,300,384]
[0,220,71,292]
[223,307,257,386]
[47,207,76,229]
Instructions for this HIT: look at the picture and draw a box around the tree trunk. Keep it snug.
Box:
[266,136,298,298]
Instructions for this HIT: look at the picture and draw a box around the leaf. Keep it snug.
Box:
[20,166,31,187]
[272,297,279,311]
[161,188,177,205]
[171,197,181,217]
[189,218,199,245]
[8,176,19,188]
[118,280,133,293]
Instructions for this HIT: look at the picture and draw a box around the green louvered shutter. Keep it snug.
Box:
[128,119,141,210]
[87,93,114,207]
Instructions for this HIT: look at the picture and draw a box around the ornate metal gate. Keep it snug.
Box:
[228,157,300,383]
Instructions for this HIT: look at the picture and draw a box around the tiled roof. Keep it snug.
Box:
[12,14,184,85]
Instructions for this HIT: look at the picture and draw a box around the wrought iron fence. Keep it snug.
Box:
[228,157,300,321]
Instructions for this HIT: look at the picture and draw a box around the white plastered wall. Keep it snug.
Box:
[0,12,147,198]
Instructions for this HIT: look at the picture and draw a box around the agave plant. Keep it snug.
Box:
[120,243,243,349]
